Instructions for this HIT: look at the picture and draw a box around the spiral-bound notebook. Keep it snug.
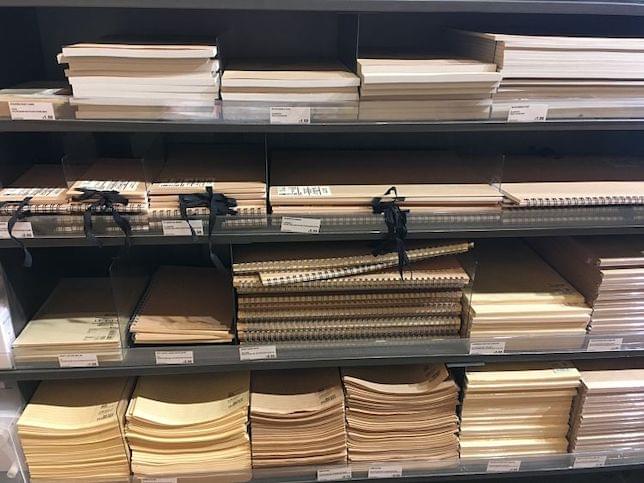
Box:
[500,181,644,207]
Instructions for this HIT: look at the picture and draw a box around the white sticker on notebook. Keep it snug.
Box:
[587,338,623,352]
[239,345,277,361]
[155,350,194,365]
[9,101,56,120]
[469,341,505,355]
[141,478,178,483]
[58,353,99,368]
[161,220,204,236]
[486,459,521,472]
[507,104,548,122]
[0,221,33,239]
[281,217,321,234]
[573,455,607,468]
[276,186,332,197]
[368,464,403,478]
[270,106,311,124]
[317,466,352,481]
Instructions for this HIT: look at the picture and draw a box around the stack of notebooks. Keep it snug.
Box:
[569,368,644,452]
[463,241,591,346]
[342,364,459,466]
[357,57,501,121]
[233,241,472,344]
[17,378,133,481]
[0,164,69,215]
[0,85,71,119]
[221,62,360,121]
[270,150,503,216]
[250,368,347,468]
[531,237,644,334]
[12,278,123,364]
[129,266,233,344]
[500,182,644,208]
[125,373,251,479]
[58,42,220,120]
[459,363,581,458]
[452,31,644,119]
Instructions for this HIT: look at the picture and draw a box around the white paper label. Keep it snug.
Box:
[587,338,623,352]
[161,220,204,236]
[141,478,178,483]
[469,341,506,355]
[0,221,33,239]
[276,186,332,197]
[317,466,352,481]
[270,106,311,124]
[9,101,56,120]
[58,353,99,368]
[486,459,521,472]
[155,350,194,365]
[573,455,607,468]
[507,104,548,122]
[368,464,403,478]
[239,345,277,361]
[281,217,321,234]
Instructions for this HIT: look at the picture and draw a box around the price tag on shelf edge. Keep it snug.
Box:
[587,338,623,352]
[8,101,56,121]
[0,221,33,239]
[280,216,321,234]
[161,220,204,236]
[469,341,506,355]
[573,455,607,469]
[486,459,521,473]
[155,350,194,365]
[58,353,99,368]
[507,104,548,123]
[317,466,352,481]
[239,345,277,361]
[270,106,311,124]
[368,463,403,479]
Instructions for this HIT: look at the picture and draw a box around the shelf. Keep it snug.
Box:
[1,333,643,381]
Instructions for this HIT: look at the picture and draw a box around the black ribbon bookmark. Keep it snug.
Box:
[178,186,237,271]
[72,188,132,248]
[372,186,410,278]
[1,197,33,268]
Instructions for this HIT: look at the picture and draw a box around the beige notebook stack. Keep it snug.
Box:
[357,57,501,121]
[531,237,644,334]
[459,363,581,458]
[58,42,220,120]
[233,241,472,343]
[12,278,123,363]
[250,368,347,468]
[342,364,459,466]
[130,266,233,344]
[0,164,69,215]
[270,150,503,216]
[126,373,251,479]
[463,240,591,346]
[569,368,644,452]
[17,377,133,481]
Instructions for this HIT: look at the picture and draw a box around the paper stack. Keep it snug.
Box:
[459,363,581,458]
[250,368,347,468]
[58,42,219,120]
[233,241,471,343]
[452,31,644,120]
[463,240,591,347]
[342,364,459,466]
[126,373,251,479]
[130,266,233,344]
[17,377,133,481]
[531,236,644,334]
[12,278,123,363]
[0,165,69,215]
[569,368,644,452]
[357,57,501,121]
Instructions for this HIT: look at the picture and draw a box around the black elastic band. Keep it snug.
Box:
[372,186,410,278]
[72,188,132,248]
[2,197,33,268]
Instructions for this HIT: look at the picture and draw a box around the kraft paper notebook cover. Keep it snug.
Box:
[500,181,644,207]
[67,158,148,200]
[0,165,68,204]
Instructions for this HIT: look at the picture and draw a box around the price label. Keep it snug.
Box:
[155,350,194,365]
[276,186,332,197]
[239,345,277,361]
[0,221,34,239]
[587,338,623,352]
[368,464,403,478]
[469,341,506,355]
[9,101,56,120]
[141,478,178,483]
[270,106,311,124]
[161,220,204,236]
[281,217,321,234]
[507,104,548,122]
[317,466,352,481]
[573,455,606,468]
[486,459,521,472]
[58,353,99,368]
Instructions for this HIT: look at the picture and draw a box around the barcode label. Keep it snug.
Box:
[573,455,607,468]
[486,460,521,472]
[239,345,277,361]
[368,464,403,478]
[270,106,311,124]
[9,101,56,120]
[317,466,352,481]
[281,217,321,234]
[587,338,623,352]
[469,341,506,355]
[276,186,332,197]
[58,353,99,368]
[162,220,204,236]
[507,104,548,122]
[78,180,139,192]
[0,221,33,239]
[141,478,178,483]
[155,350,194,365]
[1,187,65,198]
